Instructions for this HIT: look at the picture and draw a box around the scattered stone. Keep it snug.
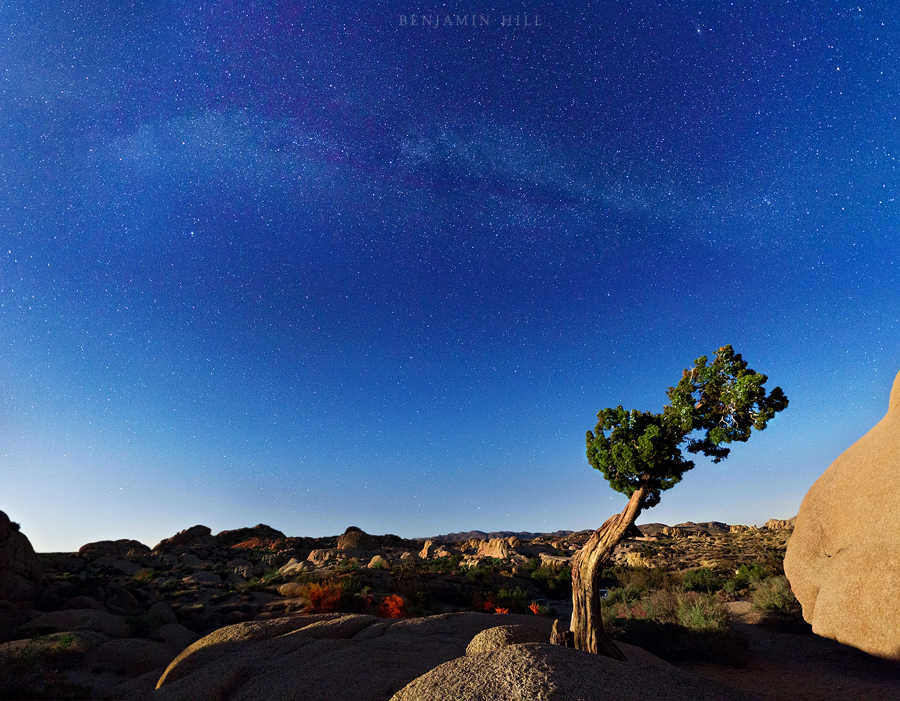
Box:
[368,554,391,569]
[276,582,306,598]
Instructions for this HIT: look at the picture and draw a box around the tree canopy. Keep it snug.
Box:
[585,345,788,510]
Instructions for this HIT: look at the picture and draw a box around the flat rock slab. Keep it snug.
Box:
[147,612,755,701]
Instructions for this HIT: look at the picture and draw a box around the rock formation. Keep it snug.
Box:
[763,519,795,531]
[0,511,44,601]
[152,525,217,552]
[784,369,900,660]
[215,524,286,549]
[392,628,761,701]
[337,525,376,550]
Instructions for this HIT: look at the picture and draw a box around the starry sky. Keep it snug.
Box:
[2,2,898,553]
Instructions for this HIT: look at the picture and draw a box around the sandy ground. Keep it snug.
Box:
[675,602,900,700]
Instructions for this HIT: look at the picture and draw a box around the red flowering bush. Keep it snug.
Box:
[379,594,405,618]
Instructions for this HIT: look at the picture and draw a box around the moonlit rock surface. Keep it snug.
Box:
[785,369,900,660]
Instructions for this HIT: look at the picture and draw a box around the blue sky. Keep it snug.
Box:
[2,2,898,552]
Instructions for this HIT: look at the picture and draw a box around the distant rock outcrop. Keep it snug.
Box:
[0,511,44,601]
[152,525,217,552]
[78,539,150,559]
[763,518,795,531]
[215,524,286,549]
[336,526,376,550]
[785,369,900,660]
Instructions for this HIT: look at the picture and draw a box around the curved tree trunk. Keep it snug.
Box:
[569,486,647,658]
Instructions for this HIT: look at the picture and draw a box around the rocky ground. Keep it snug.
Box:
[1,517,897,700]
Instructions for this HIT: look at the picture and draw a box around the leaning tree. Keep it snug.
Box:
[567,345,788,658]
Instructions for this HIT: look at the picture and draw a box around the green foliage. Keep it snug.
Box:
[527,561,572,596]
[609,566,672,592]
[602,589,744,666]
[681,567,721,593]
[606,583,645,607]
[132,568,160,584]
[751,576,801,616]
[421,555,463,575]
[495,587,530,613]
[676,592,728,631]
[586,345,788,509]
[723,563,770,593]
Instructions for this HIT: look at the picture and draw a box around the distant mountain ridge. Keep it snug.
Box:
[431,530,577,542]
[433,522,734,542]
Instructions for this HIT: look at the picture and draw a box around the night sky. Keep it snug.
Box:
[2,2,898,553]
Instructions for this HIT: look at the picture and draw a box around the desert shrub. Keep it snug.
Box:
[676,592,728,632]
[528,562,572,597]
[422,555,463,575]
[608,566,671,591]
[466,557,511,583]
[379,594,405,618]
[751,576,801,616]
[641,589,679,623]
[723,563,770,593]
[605,583,644,607]
[132,568,159,584]
[300,580,348,613]
[495,587,530,613]
[681,567,721,593]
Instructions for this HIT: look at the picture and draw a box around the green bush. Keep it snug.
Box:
[751,575,801,616]
[528,562,572,596]
[609,566,671,591]
[422,555,463,575]
[495,587,530,613]
[681,567,721,593]
[723,563,770,593]
[606,583,644,607]
[676,592,728,632]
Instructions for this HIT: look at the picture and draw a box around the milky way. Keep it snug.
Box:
[2,2,898,551]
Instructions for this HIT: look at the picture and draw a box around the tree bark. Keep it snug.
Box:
[570,486,648,658]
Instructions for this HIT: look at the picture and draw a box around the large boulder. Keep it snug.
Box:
[215,524,287,549]
[78,539,149,559]
[477,538,513,560]
[152,613,554,700]
[392,640,760,700]
[152,525,217,552]
[336,526,376,550]
[0,511,44,601]
[784,369,900,660]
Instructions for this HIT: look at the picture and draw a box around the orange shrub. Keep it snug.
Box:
[300,581,344,613]
[494,607,509,614]
[379,594,405,618]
